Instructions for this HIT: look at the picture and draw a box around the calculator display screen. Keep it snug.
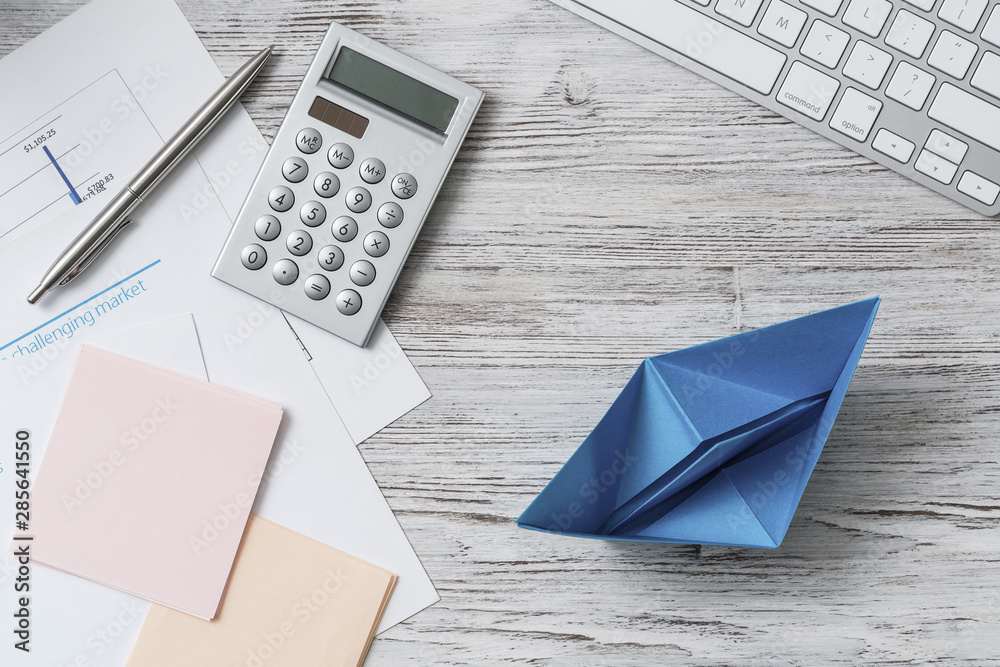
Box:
[327,48,458,133]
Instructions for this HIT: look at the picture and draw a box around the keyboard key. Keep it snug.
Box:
[915,149,959,183]
[928,31,978,78]
[937,0,988,32]
[843,0,893,37]
[886,62,936,109]
[241,244,266,271]
[970,51,1000,99]
[299,201,327,228]
[928,82,1000,151]
[716,0,767,26]
[925,129,969,162]
[901,0,935,10]
[801,20,851,67]
[364,231,390,258]
[295,128,322,155]
[983,7,1000,46]
[286,229,313,257]
[254,215,280,241]
[885,9,936,58]
[777,61,841,119]
[317,245,345,272]
[843,41,893,88]
[272,259,299,286]
[758,0,808,47]
[336,289,362,315]
[873,128,916,162]
[830,87,883,141]
[313,171,340,198]
[346,186,372,213]
[957,171,1000,205]
[304,275,331,301]
[268,186,294,212]
[282,157,308,183]
[593,0,787,95]
[800,0,844,15]
[350,260,376,287]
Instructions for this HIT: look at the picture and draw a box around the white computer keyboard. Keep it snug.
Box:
[553,0,1000,216]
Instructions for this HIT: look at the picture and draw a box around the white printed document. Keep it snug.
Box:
[0,0,436,664]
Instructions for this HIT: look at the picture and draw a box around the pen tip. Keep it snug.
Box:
[27,285,45,304]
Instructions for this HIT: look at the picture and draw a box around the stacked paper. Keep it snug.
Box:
[29,346,284,619]
[126,515,398,667]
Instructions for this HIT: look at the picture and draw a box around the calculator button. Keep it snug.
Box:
[328,142,354,169]
[346,186,372,213]
[350,260,376,286]
[317,245,345,271]
[391,173,418,199]
[282,157,309,183]
[359,158,386,184]
[377,202,403,228]
[286,230,313,256]
[332,216,358,242]
[268,186,294,212]
[254,215,281,241]
[296,128,322,154]
[299,201,327,227]
[241,244,267,270]
[313,172,340,198]
[272,259,299,285]
[336,289,362,315]
[304,275,331,301]
[364,231,389,257]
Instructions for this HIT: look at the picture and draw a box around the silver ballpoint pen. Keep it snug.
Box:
[28,45,274,304]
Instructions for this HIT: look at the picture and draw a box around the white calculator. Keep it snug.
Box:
[213,22,483,347]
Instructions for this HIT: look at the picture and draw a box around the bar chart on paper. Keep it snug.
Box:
[0,70,163,242]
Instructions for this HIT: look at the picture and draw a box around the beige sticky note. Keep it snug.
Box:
[126,514,398,667]
[28,346,283,619]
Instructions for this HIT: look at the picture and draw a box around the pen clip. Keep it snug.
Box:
[58,218,135,286]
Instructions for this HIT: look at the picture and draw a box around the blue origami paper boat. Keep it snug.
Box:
[518,298,880,548]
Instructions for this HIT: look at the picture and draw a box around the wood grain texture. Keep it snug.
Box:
[4,0,1000,664]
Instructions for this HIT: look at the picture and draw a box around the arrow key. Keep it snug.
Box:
[872,128,915,163]
[915,149,958,184]
[925,129,968,164]
[957,171,1000,206]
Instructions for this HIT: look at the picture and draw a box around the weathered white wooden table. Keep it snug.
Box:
[5,0,1000,664]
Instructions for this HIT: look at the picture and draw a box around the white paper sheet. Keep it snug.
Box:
[0,0,431,443]
[0,0,438,663]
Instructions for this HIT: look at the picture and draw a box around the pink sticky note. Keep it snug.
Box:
[28,346,283,619]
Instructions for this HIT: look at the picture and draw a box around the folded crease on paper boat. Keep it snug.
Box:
[517,297,880,548]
